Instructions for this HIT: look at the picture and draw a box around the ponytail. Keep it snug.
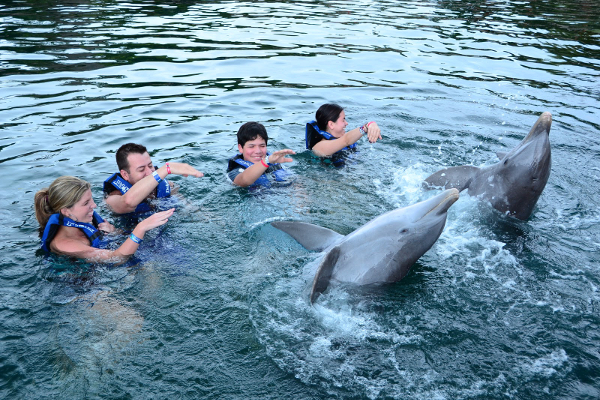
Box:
[34,189,53,236]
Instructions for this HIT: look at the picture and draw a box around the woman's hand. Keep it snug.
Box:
[365,122,382,143]
[267,149,296,164]
[137,208,175,233]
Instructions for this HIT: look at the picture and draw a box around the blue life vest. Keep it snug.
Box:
[41,211,105,252]
[227,153,290,187]
[305,120,357,153]
[103,170,171,213]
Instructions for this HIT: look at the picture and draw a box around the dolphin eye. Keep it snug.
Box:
[399,228,409,234]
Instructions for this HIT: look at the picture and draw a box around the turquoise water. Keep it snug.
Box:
[1,0,599,398]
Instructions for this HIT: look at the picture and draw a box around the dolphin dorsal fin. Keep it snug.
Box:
[423,165,480,192]
[310,245,341,303]
[271,221,344,252]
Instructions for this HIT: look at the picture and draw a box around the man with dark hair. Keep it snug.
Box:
[104,143,203,214]
[227,122,295,188]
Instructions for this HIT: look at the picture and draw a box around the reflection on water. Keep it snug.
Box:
[1,0,599,399]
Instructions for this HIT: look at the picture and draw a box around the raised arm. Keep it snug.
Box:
[106,163,203,214]
[312,122,382,157]
[233,149,295,187]
[52,209,175,264]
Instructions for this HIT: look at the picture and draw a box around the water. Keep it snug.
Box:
[1,0,599,398]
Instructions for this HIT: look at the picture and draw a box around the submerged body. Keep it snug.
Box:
[424,112,552,220]
[272,188,460,302]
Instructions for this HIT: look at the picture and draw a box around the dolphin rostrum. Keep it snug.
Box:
[272,188,460,303]
[424,111,552,220]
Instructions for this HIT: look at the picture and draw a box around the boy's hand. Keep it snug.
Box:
[267,149,295,164]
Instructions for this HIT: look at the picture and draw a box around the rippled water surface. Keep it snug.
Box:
[1,1,599,399]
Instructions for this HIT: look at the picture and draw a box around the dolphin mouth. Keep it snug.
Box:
[523,111,552,141]
[424,188,460,217]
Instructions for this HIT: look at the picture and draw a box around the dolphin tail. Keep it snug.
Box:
[310,246,341,303]
[271,221,344,252]
[423,165,480,192]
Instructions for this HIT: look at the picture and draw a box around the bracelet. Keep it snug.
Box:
[152,171,162,183]
[366,121,375,127]
[359,126,367,135]
[260,156,269,168]
[166,162,171,174]
[129,233,142,244]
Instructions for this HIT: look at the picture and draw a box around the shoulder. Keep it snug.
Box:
[227,154,245,183]
[103,172,121,186]
[306,122,325,150]
[50,228,91,255]
[103,172,130,194]
[227,167,244,183]
[227,154,245,172]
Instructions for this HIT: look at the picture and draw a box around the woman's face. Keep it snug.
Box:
[327,110,348,138]
[62,189,96,223]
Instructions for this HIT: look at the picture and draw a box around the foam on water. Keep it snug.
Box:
[247,148,600,397]
[2,1,600,398]
[249,161,540,398]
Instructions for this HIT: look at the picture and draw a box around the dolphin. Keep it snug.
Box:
[272,188,460,303]
[423,111,552,220]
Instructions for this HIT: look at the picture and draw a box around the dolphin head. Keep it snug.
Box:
[495,112,552,219]
[330,188,460,285]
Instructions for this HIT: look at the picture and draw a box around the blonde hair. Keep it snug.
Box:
[34,176,91,236]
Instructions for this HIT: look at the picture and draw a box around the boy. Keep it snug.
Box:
[227,122,295,187]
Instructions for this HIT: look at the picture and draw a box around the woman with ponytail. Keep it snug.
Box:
[34,176,173,264]
[306,103,382,158]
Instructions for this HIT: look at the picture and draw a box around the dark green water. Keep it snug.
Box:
[1,1,599,398]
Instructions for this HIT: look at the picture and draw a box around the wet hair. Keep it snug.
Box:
[116,143,148,173]
[316,103,344,132]
[34,176,91,236]
[237,122,269,147]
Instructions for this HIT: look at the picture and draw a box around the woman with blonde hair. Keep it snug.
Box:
[34,176,173,264]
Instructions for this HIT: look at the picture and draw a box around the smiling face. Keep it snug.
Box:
[326,110,348,138]
[238,136,267,163]
[121,152,154,185]
[61,189,96,223]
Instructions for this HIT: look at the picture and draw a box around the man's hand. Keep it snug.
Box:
[159,162,203,178]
